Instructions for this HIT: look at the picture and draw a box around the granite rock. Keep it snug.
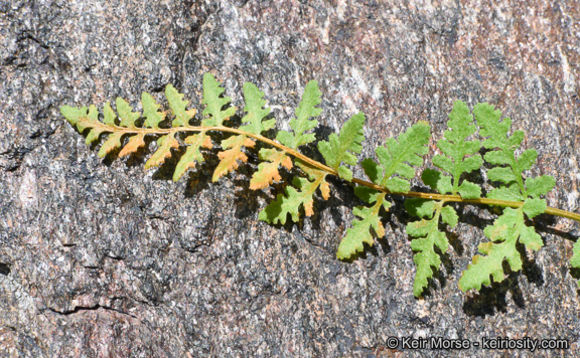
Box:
[0,0,578,357]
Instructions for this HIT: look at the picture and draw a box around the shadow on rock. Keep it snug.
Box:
[462,273,525,317]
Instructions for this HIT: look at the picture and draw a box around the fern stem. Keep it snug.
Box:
[97,122,580,223]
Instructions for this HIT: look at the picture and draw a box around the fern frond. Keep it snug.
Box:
[61,73,579,298]
[459,103,556,292]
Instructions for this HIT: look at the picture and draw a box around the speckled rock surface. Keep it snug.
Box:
[1,0,578,357]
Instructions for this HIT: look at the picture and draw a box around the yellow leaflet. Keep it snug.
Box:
[298,161,330,201]
[97,132,123,158]
[144,133,179,169]
[119,134,145,157]
[249,149,293,190]
[212,135,256,182]
[172,132,213,182]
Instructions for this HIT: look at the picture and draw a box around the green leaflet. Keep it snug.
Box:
[475,102,556,207]
[407,165,461,298]
[276,80,322,149]
[571,241,580,288]
[97,132,123,158]
[522,198,547,219]
[318,112,365,180]
[202,73,237,127]
[458,207,543,291]
[61,104,98,133]
[141,93,165,129]
[377,122,430,192]
[459,103,556,292]
[100,102,115,125]
[259,160,329,224]
[487,184,524,201]
[240,82,274,135]
[337,196,389,260]
[116,97,140,128]
[371,122,430,192]
[440,206,458,227]
[525,176,556,198]
[165,84,196,127]
[173,133,212,182]
[408,213,449,297]
[405,197,456,297]
[430,100,482,198]
[421,168,452,194]
[60,105,87,126]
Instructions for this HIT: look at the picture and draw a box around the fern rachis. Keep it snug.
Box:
[61,72,580,297]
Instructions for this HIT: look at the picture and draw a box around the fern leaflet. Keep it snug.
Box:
[318,112,365,181]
